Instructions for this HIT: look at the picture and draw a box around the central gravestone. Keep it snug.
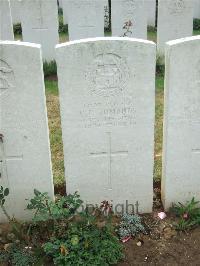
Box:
[56,38,156,213]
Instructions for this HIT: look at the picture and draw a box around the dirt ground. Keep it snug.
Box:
[118,222,200,266]
[118,181,200,266]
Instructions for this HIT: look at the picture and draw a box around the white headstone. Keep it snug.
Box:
[157,0,194,57]
[194,0,200,18]
[0,41,54,222]
[147,0,156,27]
[21,0,59,62]
[10,0,22,24]
[111,0,147,39]
[56,37,155,213]
[67,0,104,41]
[62,0,68,25]
[0,0,14,41]
[162,36,200,209]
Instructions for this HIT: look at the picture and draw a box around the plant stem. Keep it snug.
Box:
[0,203,12,222]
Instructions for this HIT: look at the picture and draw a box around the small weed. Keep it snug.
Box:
[171,197,200,231]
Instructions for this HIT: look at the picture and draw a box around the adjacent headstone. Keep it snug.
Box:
[147,0,156,27]
[162,36,200,209]
[10,0,22,24]
[111,0,147,39]
[157,0,194,57]
[67,0,104,41]
[62,0,68,25]
[20,0,59,62]
[0,41,54,222]
[194,0,200,18]
[0,0,14,41]
[56,37,156,213]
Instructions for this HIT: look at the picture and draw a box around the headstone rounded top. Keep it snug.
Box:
[56,37,156,49]
[166,35,200,47]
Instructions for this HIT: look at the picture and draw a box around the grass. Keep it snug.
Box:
[44,74,164,185]
[193,29,200,35]
[154,75,164,181]
[148,30,156,42]
[45,80,65,185]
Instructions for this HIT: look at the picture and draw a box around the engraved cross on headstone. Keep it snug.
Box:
[0,137,23,179]
[90,132,128,189]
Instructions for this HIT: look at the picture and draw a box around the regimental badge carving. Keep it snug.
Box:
[0,59,15,97]
[86,53,130,97]
[168,0,186,15]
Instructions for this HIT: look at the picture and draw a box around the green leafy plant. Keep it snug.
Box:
[43,219,124,265]
[0,244,37,266]
[171,197,200,231]
[118,214,146,240]
[26,190,123,265]
[0,188,124,265]
[27,189,83,222]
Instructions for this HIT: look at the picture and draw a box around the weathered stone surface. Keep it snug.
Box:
[157,0,194,57]
[0,41,54,222]
[67,0,104,41]
[56,37,156,213]
[21,0,59,62]
[10,0,22,24]
[0,0,14,41]
[146,0,156,27]
[194,0,200,18]
[62,0,68,25]
[162,36,200,209]
[111,0,147,39]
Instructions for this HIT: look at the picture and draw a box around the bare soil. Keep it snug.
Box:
[118,181,200,266]
[119,228,200,266]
